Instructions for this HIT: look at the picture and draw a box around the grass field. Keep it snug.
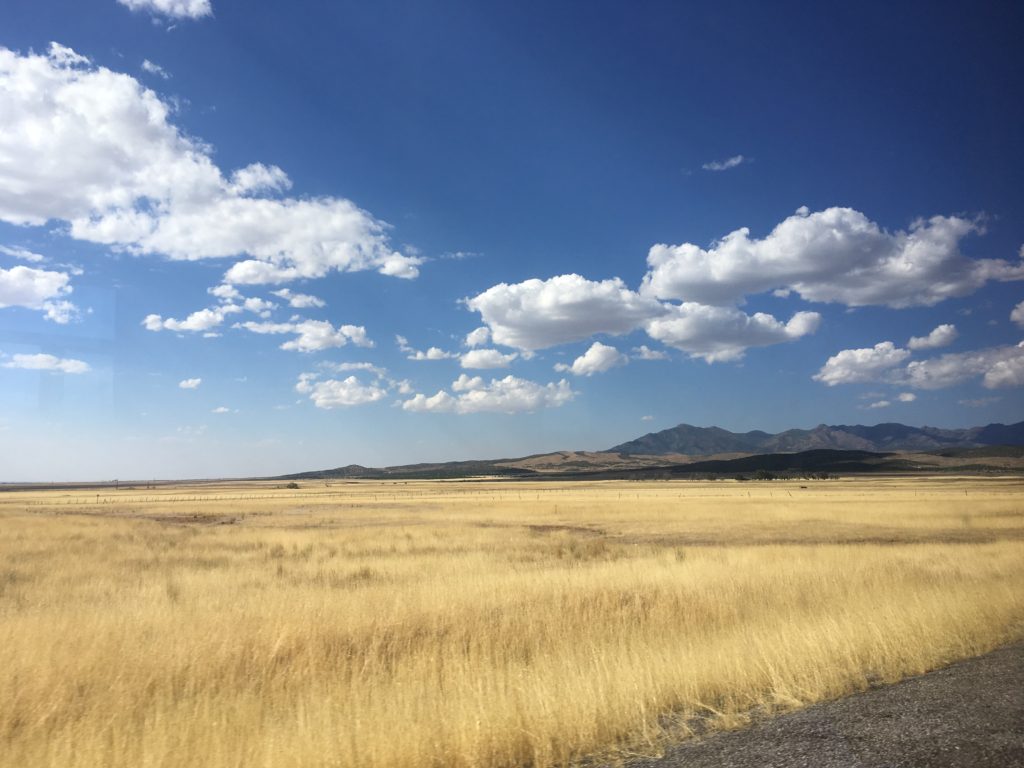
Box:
[2,477,1023,767]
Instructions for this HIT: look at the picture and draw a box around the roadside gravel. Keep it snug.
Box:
[621,642,1024,768]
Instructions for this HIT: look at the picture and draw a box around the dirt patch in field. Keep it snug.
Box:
[147,513,242,526]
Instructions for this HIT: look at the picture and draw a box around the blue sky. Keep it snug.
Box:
[1,0,1022,480]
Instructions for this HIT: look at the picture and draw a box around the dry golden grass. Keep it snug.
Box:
[1,477,1023,767]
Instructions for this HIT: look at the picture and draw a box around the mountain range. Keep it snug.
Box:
[279,421,1024,481]
[607,421,1024,456]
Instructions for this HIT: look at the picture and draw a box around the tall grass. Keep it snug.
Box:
[1,478,1022,767]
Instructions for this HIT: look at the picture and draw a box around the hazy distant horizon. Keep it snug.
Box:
[5,415,1024,484]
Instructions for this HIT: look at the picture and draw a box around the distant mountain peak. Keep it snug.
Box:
[607,421,1024,456]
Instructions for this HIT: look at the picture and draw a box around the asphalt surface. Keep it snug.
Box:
[622,643,1024,768]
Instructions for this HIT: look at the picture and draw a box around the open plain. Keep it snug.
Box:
[2,477,1023,768]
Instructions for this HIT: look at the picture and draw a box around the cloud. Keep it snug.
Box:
[460,211,1015,365]
[641,415,654,421]
[272,288,325,309]
[865,400,891,409]
[116,0,212,20]
[312,361,411,397]
[3,352,89,373]
[907,323,958,350]
[228,163,291,196]
[465,274,665,351]
[460,348,518,369]
[554,342,628,376]
[208,284,241,301]
[400,390,458,413]
[140,59,170,80]
[897,392,917,402]
[641,207,1023,308]
[959,396,1000,408]
[646,304,820,362]
[43,300,81,324]
[813,341,911,386]
[211,406,231,414]
[702,154,746,172]
[0,264,78,323]
[295,373,388,408]
[396,335,456,361]
[144,287,278,333]
[464,326,491,348]
[236,318,372,352]
[466,274,820,363]
[402,374,575,414]
[242,296,276,317]
[451,374,484,392]
[900,343,1024,390]
[1011,301,1024,328]
[817,339,1024,391]
[143,304,241,333]
[321,361,388,376]
[178,377,201,389]
[0,44,421,284]
[0,245,45,262]
[632,345,669,361]
[414,347,456,360]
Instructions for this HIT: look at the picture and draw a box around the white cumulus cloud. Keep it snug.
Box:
[900,343,1024,390]
[646,304,820,362]
[43,300,80,324]
[229,163,291,196]
[464,326,491,348]
[554,342,628,376]
[465,274,664,351]
[178,377,201,389]
[0,264,78,323]
[402,375,575,414]
[641,207,1023,308]
[0,44,421,285]
[396,335,456,361]
[295,373,388,408]
[816,339,1024,391]
[897,392,917,402]
[242,296,276,317]
[237,319,371,353]
[143,304,241,333]
[460,348,518,369]
[208,284,241,301]
[3,352,89,373]
[116,0,212,20]
[1011,301,1024,328]
[451,373,484,392]
[813,342,912,386]
[272,288,325,308]
[907,323,958,350]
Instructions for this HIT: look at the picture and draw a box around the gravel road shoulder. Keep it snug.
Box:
[621,642,1024,768]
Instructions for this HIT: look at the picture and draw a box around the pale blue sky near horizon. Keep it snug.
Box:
[0,0,1022,480]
